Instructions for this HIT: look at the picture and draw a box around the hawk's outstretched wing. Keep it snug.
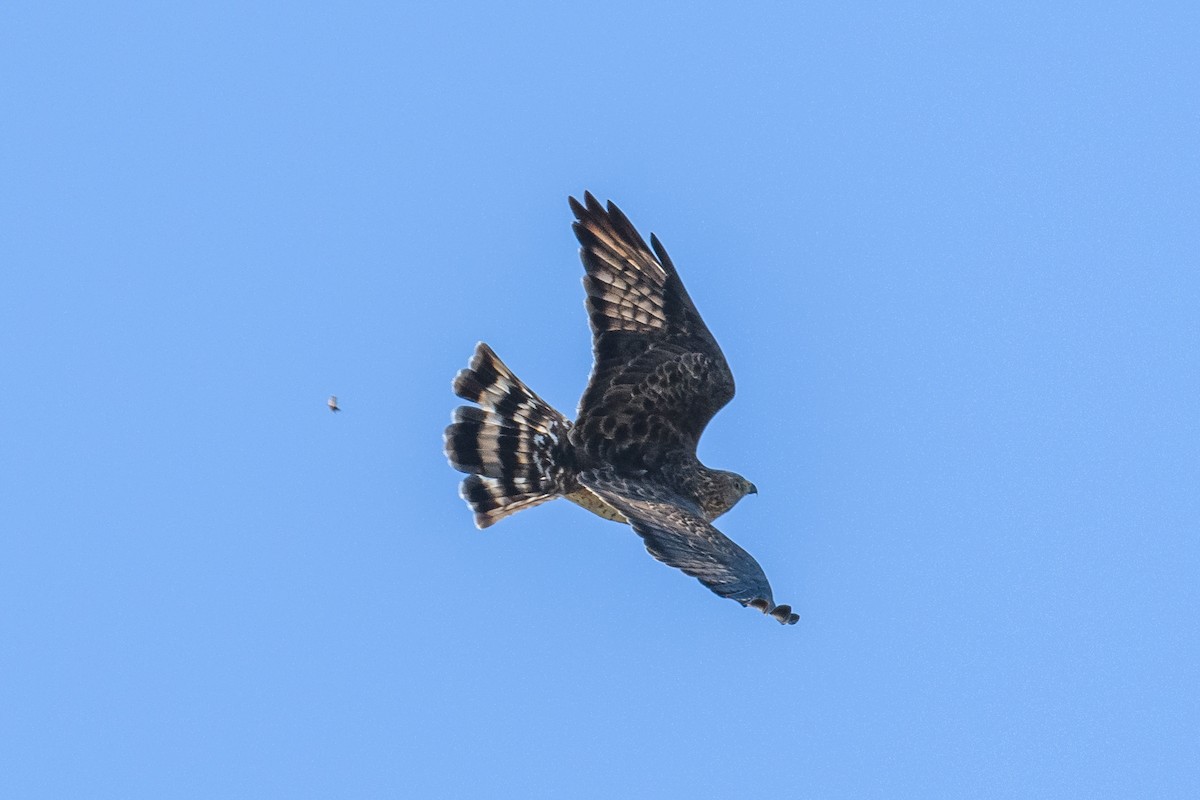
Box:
[569,193,735,470]
[578,468,798,625]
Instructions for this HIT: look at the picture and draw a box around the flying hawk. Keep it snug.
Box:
[444,193,799,625]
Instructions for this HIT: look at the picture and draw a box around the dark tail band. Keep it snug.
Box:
[444,342,572,528]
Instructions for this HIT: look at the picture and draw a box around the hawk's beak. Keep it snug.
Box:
[749,483,758,495]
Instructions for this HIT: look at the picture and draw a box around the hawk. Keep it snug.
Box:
[444,193,799,625]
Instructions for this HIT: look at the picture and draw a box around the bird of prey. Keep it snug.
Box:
[444,193,798,625]
[328,395,340,413]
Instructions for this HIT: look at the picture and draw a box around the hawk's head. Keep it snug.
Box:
[698,469,757,521]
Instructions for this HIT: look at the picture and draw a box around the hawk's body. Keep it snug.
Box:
[444,194,798,625]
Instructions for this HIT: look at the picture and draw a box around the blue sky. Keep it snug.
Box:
[2,2,1197,797]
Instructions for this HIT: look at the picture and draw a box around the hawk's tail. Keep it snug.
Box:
[444,342,572,528]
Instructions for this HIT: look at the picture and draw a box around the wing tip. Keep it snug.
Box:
[568,194,586,218]
[750,598,799,625]
[771,604,800,625]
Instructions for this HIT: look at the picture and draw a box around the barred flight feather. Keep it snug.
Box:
[444,342,573,528]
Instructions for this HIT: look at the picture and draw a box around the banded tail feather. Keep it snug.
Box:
[444,342,572,528]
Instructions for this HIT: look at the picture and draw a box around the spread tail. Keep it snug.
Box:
[444,342,572,528]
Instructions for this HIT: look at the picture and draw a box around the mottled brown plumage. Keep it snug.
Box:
[444,193,798,625]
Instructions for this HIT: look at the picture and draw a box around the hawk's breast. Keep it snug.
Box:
[564,488,628,523]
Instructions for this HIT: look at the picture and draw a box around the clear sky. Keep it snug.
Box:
[2,2,1197,798]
